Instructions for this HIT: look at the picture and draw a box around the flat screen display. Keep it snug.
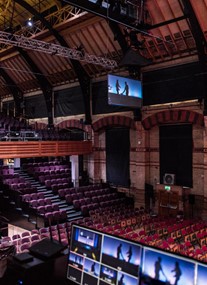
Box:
[67,224,142,285]
[140,247,196,285]
[108,74,142,108]
[196,263,207,285]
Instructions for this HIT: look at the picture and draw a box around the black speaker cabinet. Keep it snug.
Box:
[189,194,195,205]
[163,173,175,185]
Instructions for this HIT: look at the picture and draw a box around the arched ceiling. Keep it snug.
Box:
[0,0,206,100]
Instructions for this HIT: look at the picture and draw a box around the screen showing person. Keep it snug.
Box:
[82,259,101,285]
[117,271,138,285]
[67,252,84,283]
[71,225,102,260]
[108,74,142,108]
[101,235,142,277]
[83,259,100,277]
[196,263,207,285]
[141,248,195,285]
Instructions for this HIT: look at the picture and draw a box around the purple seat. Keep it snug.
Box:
[59,210,67,221]
[45,205,53,212]
[84,191,91,198]
[44,198,52,205]
[38,199,45,206]
[52,204,59,211]
[53,211,61,221]
[30,234,40,243]
[37,206,46,215]
[21,231,30,238]
[20,243,30,252]
[81,205,89,216]
[58,189,66,199]
[73,200,80,209]
[21,237,30,244]
[84,198,91,205]
[30,200,38,209]
[31,193,38,200]
[37,193,45,199]
[21,194,30,202]
[45,212,53,223]
[45,180,51,188]
[92,196,99,203]
[65,194,73,204]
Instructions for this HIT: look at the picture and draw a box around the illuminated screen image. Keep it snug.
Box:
[82,259,101,285]
[108,74,142,108]
[83,259,100,277]
[67,252,84,284]
[69,252,84,269]
[70,226,102,260]
[101,235,142,277]
[117,271,139,285]
[197,263,207,285]
[100,265,117,285]
[140,248,195,285]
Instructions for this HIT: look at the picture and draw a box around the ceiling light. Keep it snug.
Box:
[27,18,33,27]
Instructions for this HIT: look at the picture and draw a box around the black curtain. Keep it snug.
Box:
[159,124,192,187]
[106,127,130,187]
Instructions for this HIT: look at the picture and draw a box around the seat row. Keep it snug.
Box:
[80,198,126,216]
[64,189,113,205]
[38,173,71,184]
[45,177,71,189]
[57,184,105,199]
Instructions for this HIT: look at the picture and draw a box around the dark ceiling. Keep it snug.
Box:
[0,0,206,102]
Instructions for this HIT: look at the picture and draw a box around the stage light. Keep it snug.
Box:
[27,18,33,27]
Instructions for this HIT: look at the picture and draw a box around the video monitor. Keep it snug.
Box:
[140,247,195,285]
[70,225,102,260]
[196,263,207,285]
[67,224,143,285]
[108,74,142,108]
[101,235,142,277]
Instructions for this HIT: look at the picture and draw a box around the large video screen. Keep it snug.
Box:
[108,74,142,108]
[67,224,142,285]
[140,247,196,285]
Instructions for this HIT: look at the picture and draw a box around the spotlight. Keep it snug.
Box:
[27,18,33,27]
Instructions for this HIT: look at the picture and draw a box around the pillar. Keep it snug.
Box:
[14,158,20,169]
[70,155,79,187]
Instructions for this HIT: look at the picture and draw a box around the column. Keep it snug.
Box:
[70,155,79,187]
[14,158,20,169]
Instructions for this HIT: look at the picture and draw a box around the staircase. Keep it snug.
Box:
[14,169,83,223]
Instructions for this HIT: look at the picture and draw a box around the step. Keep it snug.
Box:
[59,205,71,211]
[36,185,47,189]
[67,211,82,218]
[37,189,51,193]
[51,199,62,204]
[66,209,76,215]
[68,214,83,221]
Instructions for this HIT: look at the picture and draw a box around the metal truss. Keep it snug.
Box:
[16,5,84,38]
[0,31,118,69]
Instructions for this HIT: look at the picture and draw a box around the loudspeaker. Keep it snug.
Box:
[163,173,175,185]
[189,194,195,205]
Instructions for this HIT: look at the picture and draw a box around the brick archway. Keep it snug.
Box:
[56,119,86,130]
[30,122,47,130]
[92,115,136,131]
[142,109,204,130]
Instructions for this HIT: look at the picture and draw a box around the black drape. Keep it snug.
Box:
[106,127,130,187]
[159,124,192,187]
